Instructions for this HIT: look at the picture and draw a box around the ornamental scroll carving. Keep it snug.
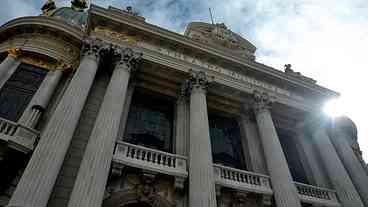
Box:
[253,90,274,113]
[113,46,142,72]
[185,69,213,94]
[81,38,105,59]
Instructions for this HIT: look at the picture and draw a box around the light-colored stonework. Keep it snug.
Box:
[0,1,366,207]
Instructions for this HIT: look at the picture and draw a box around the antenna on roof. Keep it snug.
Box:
[209,8,215,25]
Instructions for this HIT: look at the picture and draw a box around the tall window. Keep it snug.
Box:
[124,90,174,153]
[0,63,47,122]
[209,114,246,169]
[278,129,309,184]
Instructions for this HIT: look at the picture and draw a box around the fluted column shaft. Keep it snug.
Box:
[188,71,217,207]
[294,131,330,187]
[239,110,267,174]
[67,48,141,207]
[175,86,189,156]
[330,124,368,206]
[0,50,21,89]
[7,39,103,207]
[312,124,364,207]
[252,91,301,207]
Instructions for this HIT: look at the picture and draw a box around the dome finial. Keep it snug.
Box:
[71,0,88,11]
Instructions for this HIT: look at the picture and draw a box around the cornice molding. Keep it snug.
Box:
[89,4,339,99]
[0,16,85,43]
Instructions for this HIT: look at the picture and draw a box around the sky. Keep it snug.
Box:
[2,0,368,160]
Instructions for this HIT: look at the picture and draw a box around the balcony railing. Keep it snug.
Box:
[0,118,18,137]
[295,182,340,207]
[213,164,273,195]
[113,141,188,178]
[0,118,39,153]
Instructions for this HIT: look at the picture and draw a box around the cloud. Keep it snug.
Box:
[1,0,368,161]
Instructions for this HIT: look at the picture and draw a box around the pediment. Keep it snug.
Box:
[185,22,256,60]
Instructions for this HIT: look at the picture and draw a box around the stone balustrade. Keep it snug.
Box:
[213,164,273,195]
[0,117,39,153]
[294,182,341,207]
[112,141,188,178]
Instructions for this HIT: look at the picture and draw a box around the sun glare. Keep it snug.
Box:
[323,98,345,117]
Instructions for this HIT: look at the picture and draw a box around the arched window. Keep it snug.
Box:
[0,63,47,121]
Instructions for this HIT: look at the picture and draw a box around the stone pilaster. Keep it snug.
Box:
[329,120,368,206]
[0,48,21,89]
[117,83,135,139]
[252,90,301,207]
[7,38,103,207]
[310,118,365,207]
[67,47,142,207]
[187,70,217,207]
[239,107,267,174]
[175,83,189,156]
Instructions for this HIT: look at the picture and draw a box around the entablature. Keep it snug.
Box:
[88,4,339,106]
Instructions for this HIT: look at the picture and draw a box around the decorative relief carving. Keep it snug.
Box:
[113,46,142,72]
[185,69,213,94]
[103,172,175,207]
[94,26,140,45]
[253,90,274,114]
[185,22,256,60]
[81,38,104,59]
[1,33,80,68]
[6,48,22,58]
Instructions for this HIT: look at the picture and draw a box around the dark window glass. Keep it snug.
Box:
[209,114,246,169]
[0,63,47,121]
[124,91,174,153]
[278,130,309,184]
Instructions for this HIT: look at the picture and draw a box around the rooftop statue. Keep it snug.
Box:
[71,0,88,11]
[41,0,56,15]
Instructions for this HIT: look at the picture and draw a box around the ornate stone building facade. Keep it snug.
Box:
[0,1,367,207]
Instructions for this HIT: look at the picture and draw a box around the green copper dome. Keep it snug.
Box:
[50,7,88,27]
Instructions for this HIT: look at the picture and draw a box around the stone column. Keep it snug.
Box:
[7,38,103,207]
[0,48,21,89]
[309,118,365,207]
[175,84,189,156]
[252,91,301,207]
[187,70,217,207]
[67,47,142,207]
[293,129,330,188]
[9,69,64,153]
[329,119,368,206]
[239,108,267,174]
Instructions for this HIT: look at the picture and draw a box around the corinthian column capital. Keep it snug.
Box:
[81,38,104,59]
[252,90,274,114]
[186,69,212,94]
[113,47,142,72]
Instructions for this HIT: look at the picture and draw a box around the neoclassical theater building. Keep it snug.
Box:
[0,1,367,207]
